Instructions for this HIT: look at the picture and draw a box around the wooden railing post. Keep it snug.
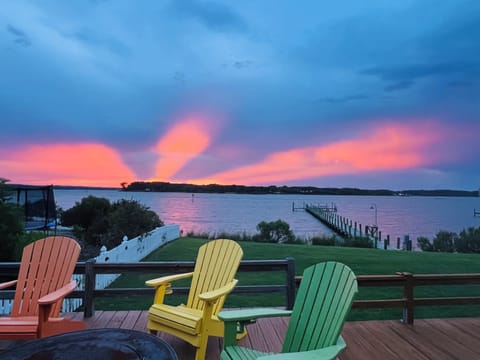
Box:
[83,258,96,318]
[286,257,296,310]
[398,272,414,324]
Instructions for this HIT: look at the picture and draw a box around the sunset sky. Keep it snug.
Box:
[1,1,479,190]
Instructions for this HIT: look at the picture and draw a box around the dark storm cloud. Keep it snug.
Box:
[6,25,31,47]
[168,0,248,33]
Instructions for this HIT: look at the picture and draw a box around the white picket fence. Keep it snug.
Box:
[0,224,180,314]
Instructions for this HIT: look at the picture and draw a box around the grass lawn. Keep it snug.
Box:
[96,237,480,320]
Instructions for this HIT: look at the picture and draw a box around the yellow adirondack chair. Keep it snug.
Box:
[0,236,85,339]
[146,239,243,360]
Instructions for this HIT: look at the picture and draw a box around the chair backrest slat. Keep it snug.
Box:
[282,262,358,353]
[187,239,243,314]
[11,236,81,317]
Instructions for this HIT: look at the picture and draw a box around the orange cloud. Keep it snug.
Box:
[151,116,212,181]
[0,143,135,187]
[189,121,447,185]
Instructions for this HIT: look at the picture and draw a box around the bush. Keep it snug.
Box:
[61,196,163,248]
[344,236,374,248]
[13,232,45,260]
[0,178,24,261]
[455,227,480,253]
[416,229,480,253]
[255,219,295,243]
[102,199,163,248]
[417,236,434,252]
[311,235,336,246]
[432,231,456,253]
[61,195,111,230]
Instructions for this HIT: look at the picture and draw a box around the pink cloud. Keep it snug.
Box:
[188,120,452,185]
[150,116,214,181]
[0,143,135,187]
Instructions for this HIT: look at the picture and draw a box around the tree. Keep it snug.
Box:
[0,178,24,261]
[256,219,295,243]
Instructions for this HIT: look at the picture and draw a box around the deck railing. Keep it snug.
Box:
[0,258,296,318]
[2,260,480,324]
[297,272,480,324]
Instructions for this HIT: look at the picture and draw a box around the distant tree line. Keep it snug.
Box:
[122,181,478,197]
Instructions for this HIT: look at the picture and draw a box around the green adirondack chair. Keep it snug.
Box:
[219,261,358,360]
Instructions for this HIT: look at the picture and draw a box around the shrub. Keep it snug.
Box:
[0,178,24,261]
[256,219,295,243]
[455,227,480,253]
[13,232,45,260]
[432,231,456,253]
[343,236,374,248]
[417,236,434,252]
[211,231,252,242]
[311,235,336,246]
[102,199,163,248]
[61,196,163,248]
[61,195,111,231]
[284,236,305,245]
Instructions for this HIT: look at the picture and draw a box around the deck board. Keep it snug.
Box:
[2,312,480,359]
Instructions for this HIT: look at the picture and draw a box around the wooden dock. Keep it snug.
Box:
[2,312,479,359]
[305,204,411,250]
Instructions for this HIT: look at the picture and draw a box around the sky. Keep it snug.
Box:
[0,0,479,190]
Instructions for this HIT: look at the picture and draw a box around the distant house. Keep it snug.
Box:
[13,185,57,230]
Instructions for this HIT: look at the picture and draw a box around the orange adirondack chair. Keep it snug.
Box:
[146,239,243,360]
[0,236,85,339]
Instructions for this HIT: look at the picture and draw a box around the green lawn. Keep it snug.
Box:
[97,237,480,320]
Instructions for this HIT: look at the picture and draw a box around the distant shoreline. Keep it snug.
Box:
[47,182,479,197]
[54,185,119,191]
[111,181,478,197]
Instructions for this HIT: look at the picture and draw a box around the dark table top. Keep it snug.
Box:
[0,328,178,360]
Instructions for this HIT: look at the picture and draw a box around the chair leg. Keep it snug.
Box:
[195,335,209,360]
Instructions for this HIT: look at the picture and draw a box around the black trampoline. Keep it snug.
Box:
[14,185,57,231]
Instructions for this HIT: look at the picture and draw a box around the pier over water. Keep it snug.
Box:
[304,203,413,250]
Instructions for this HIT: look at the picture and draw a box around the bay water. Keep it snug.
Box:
[55,189,480,248]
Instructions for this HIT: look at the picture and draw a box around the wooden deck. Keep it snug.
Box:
[2,311,480,359]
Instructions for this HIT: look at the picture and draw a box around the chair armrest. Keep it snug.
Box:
[219,308,292,322]
[38,280,77,305]
[220,308,293,347]
[256,336,346,360]
[0,279,17,290]
[146,272,194,305]
[199,279,238,302]
[145,272,193,287]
